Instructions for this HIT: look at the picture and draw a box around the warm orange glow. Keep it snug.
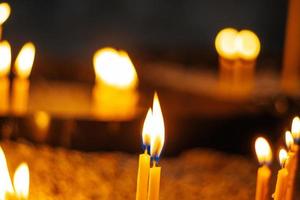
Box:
[93,47,138,89]
[215,28,260,60]
[15,42,36,79]
[34,111,50,131]
[0,40,11,77]
[13,163,30,199]
[285,130,294,150]
[0,147,14,199]
[0,3,11,25]
[279,148,288,168]
[150,93,165,158]
[291,116,300,140]
[255,137,272,164]
[142,108,153,146]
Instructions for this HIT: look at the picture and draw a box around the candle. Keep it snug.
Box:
[274,149,289,200]
[254,137,272,200]
[136,108,152,200]
[282,0,300,92]
[285,130,297,200]
[12,163,30,200]
[215,28,260,97]
[12,42,36,115]
[0,41,11,114]
[92,47,139,120]
[0,3,11,40]
[147,93,165,200]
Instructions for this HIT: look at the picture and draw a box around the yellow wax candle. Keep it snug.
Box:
[274,149,289,200]
[147,162,161,200]
[147,93,165,200]
[254,137,272,200]
[0,77,9,114]
[92,47,139,120]
[12,42,35,115]
[0,41,11,114]
[136,108,152,200]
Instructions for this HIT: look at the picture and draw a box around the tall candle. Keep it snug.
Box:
[282,0,300,92]
[254,137,272,200]
[0,41,11,114]
[12,42,35,115]
[0,3,11,41]
[92,47,138,120]
[147,93,165,200]
[274,149,289,200]
[136,108,152,200]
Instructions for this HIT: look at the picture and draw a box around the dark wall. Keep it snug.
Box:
[2,0,287,76]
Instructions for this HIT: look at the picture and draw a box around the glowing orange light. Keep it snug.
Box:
[285,130,294,150]
[15,42,36,79]
[215,28,261,60]
[150,93,165,158]
[34,111,50,131]
[0,40,11,77]
[0,3,11,25]
[13,163,30,199]
[291,116,300,140]
[0,147,14,199]
[142,108,153,146]
[279,148,288,168]
[255,137,272,164]
[93,47,138,89]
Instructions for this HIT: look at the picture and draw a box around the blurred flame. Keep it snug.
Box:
[93,47,138,89]
[255,137,272,164]
[34,111,50,131]
[0,3,11,25]
[291,116,300,140]
[142,108,153,146]
[13,163,30,199]
[285,130,294,150]
[0,147,14,199]
[215,28,260,60]
[279,148,288,167]
[15,42,36,79]
[0,40,11,77]
[150,93,165,159]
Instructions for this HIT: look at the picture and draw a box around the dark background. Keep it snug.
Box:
[2,0,288,81]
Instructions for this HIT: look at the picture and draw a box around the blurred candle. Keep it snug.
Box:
[147,93,165,200]
[13,163,30,200]
[12,42,35,115]
[274,149,289,200]
[254,137,272,200]
[136,108,152,200]
[0,3,11,40]
[92,47,139,120]
[0,41,11,114]
[285,131,297,200]
[215,28,260,97]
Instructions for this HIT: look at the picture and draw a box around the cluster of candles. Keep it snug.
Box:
[255,116,300,200]
[0,3,36,116]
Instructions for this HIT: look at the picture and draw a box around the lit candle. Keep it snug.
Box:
[92,47,139,120]
[12,42,36,115]
[147,93,165,200]
[215,28,260,97]
[285,130,297,200]
[0,2,11,40]
[274,149,289,200]
[0,41,11,114]
[12,163,30,200]
[254,137,272,200]
[136,108,152,200]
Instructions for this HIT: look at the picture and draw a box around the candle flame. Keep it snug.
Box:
[142,108,153,146]
[15,42,36,79]
[215,28,260,60]
[150,93,165,159]
[13,163,30,199]
[0,3,10,25]
[93,47,138,89]
[279,148,288,168]
[291,116,300,141]
[0,40,11,77]
[255,137,272,165]
[285,130,294,150]
[0,147,14,199]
